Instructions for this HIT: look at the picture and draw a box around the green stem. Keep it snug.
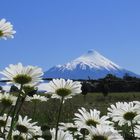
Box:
[55,97,64,140]
[131,120,135,138]
[14,94,27,121]
[32,101,37,121]
[7,84,23,140]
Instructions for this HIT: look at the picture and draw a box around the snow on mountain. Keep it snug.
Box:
[44,50,139,80]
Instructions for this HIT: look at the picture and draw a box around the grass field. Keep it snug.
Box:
[21,92,140,127]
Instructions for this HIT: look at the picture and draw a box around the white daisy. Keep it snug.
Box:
[11,130,26,140]
[0,63,43,86]
[0,18,16,40]
[0,92,17,106]
[134,125,140,138]
[10,130,43,140]
[16,115,41,138]
[59,122,78,136]
[0,114,11,132]
[59,122,77,131]
[86,125,124,140]
[50,128,73,140]
[107,102,140,126]
[26,94,47,102]
[44,78,82,100]
[74,107,111,129]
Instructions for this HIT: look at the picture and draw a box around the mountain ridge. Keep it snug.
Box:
[44,50,139,80]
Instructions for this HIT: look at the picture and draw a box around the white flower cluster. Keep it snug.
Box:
[50,101,140,140]
[0,115,43,139]
[70,107,123,140]
[0,62,82,140]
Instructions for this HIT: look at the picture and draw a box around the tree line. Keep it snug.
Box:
[80,73,140,96]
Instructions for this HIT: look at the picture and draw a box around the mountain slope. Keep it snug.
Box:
[44,50,139,79]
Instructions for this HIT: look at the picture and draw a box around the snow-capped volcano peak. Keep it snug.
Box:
[62,50,121,71]
[45,50,139,79]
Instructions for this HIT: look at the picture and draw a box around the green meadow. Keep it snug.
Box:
[22,92,140,126]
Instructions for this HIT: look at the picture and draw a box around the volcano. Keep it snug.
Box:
[44,50,139,80]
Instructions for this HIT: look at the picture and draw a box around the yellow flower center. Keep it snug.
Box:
[123,112,137,121]
[80,128,89,135]
[92,136,108,140]
[13,74,32,85]
[86,119,99,127]
[0,30,4,37]
[56,88,71,97]
[1,98,13,107]
[16,124,28,133]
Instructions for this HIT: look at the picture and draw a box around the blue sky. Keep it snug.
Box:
[0,0,140,74]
